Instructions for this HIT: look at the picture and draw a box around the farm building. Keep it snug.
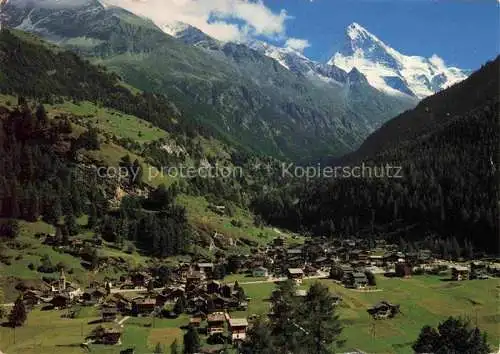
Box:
[451,266,470,281]
[367,301,400,319]
[395,263,412,278]
[252,266,269,277]
[229,318,248,342]
[207,312,226,335]
[287,268,304,283]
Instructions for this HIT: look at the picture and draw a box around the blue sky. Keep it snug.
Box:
[113,0,498,70]
[264,0,499,70]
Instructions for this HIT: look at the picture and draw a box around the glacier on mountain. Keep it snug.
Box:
[329,22,469,99]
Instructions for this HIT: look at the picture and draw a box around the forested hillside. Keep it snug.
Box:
[5,0,414,160]
[252,58,499,255]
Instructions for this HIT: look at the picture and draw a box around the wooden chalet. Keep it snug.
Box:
[252,266,269,277]
[451,265,470,281]
[344,272,368,289]
[101,307,118,322]
[228,318,248,342]
[207,280,221,294]
[207,312,226,335]
[287,268,304,283]
[131,298,156,315]
[50,294,71,309]
[92,325,123,345]
[395,262,412,278]
[189,316,202,327]
[130,272,151,287]
[367,301,400,319]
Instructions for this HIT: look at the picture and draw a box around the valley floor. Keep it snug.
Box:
[0,275,498,354]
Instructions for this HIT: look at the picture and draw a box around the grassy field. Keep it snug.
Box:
[47,101,168,143]
[237,275,499,354]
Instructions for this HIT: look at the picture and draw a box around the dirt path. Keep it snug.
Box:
[117,316,130,326]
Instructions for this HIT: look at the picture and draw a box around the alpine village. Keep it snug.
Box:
[0,1,498,354]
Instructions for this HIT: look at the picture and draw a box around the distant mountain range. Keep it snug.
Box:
[4,0,468,161]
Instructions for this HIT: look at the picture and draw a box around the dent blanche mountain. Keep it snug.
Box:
[5,0,414,161]
[330,23,469,99]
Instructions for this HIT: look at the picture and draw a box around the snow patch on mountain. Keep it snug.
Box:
[329,22,469,99]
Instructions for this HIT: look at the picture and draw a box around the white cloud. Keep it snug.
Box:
[103,0,292,42]
[285,37,311,52]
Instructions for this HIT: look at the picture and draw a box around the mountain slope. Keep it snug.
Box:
[5,1,415,160]
[252,57,499,253]
[330,23,469,99]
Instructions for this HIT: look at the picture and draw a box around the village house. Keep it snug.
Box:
[344,272,368,289]
[228,318,248,342]
[23,290,44,307]
[91,325,123,345]
[330,264,354,281]
[367,301,400,319]
[130,272,151,288]
[287,268,304,284]
[207,312,226,336]
[50,294,71,309]
[196,263,214,277]
[271,237,285,248]
[451,265,470,281]
[82,287,107,303]
[186,271,204,287]
[207,280,221,294]
[131,297,156,315]
[395,262,412,278]
[189,316,202,328]
[101,307,118,322]
[252,266,269,278]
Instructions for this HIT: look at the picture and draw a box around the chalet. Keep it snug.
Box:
[131,298,156,315]
[155,293,169,307]
[207,281,221,294]
[368,255,384,267]
[487,263,500,277]
[294,289,307,298]
[188,296,207,313]
[186,271,204,286]
[330,264,354,281]
[196,263,214,276]
[82,287,107,302]
[287,248,303,257]
[189,316,202,327]
[23,290,44,306]
[101,307,118,322]
[50,294,71,309]
[304,264,318,276]
[382,252,400,264]
[92,325,123,345]
[367,301,400,319]
[229,318,248,342]
[272,237,285,248]
[252,266,269,278]
[287,268,304,283]
[344,272,368,289]
[163,286,185,301]
[395,263,412,278]
[220,284,233,298]
[451,266,470,281]
[207,312,226,335]
[131,272,150,287]
[313,256,330,268]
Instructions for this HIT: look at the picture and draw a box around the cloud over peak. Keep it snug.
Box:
[103,0,308,45]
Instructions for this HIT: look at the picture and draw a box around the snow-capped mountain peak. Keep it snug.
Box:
[330,23,469,99]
